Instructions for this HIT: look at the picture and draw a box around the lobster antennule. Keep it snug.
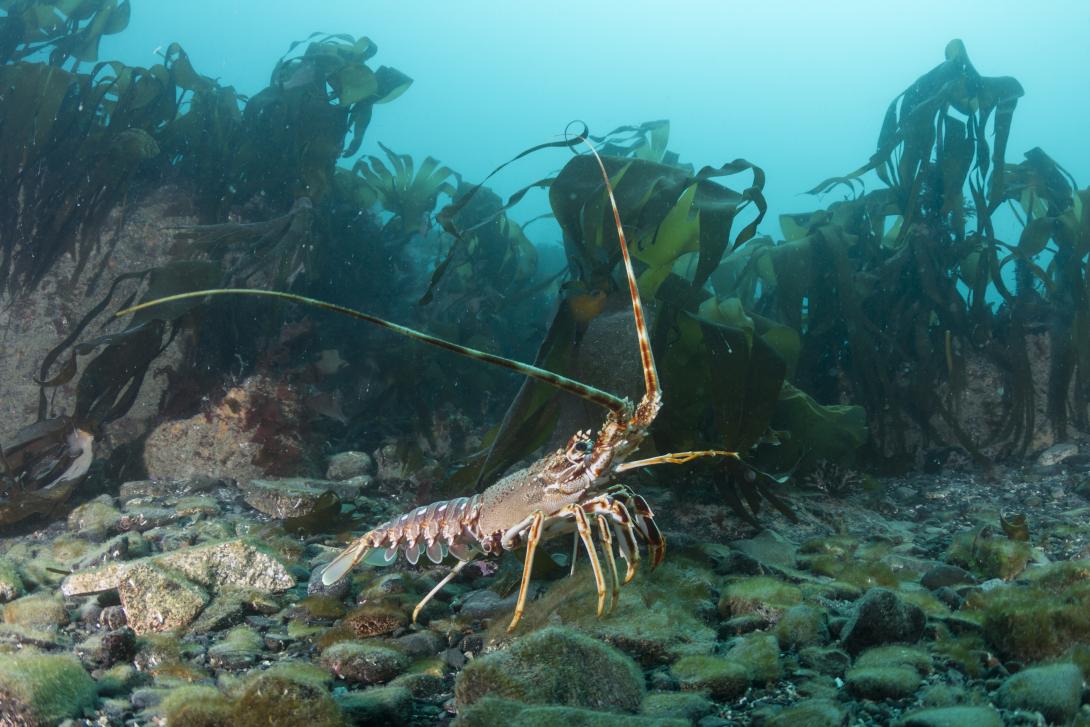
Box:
[115,289,629,413]
[578,138,661,416]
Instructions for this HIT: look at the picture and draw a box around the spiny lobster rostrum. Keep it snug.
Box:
[120,139,733,632]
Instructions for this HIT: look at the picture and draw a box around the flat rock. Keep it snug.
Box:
[117,563,209,634]
[61,539,295,596]
[241,478,336,518]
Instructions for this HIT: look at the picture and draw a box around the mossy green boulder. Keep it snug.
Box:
[0,652,97,725]
[718,576,802,619]
[995,662,1083,724]
[726,632,783,682]
[845,666,922,700]
[945,531,1032,581]
[0,557,25,602]
[765,698,846,727]
[2,593,68,627]
[455,626,644,713]
[897,706,1003,727]
[335,685,412,726]
[670,654,750,700]
[640,691,714,721]
[455,697,687,727]
[230,662,343,727]
[160,685,233,727]
[774,604,829,649]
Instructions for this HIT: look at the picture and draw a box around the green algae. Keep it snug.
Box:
[160,685,233,727]
[718,576,802,619]
[946,531,1033,581]
[670,654,750,700]
[0,652,97,725]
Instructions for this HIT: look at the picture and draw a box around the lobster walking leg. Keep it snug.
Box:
[571,506,607,617]
[413,558,471,625]
[507,511,545,632]
[596,514,620,614]
[607,500,641,584]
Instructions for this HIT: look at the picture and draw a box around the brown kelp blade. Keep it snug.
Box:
[115,288,628,413]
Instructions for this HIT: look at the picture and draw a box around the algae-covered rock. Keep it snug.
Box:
[0,557,25,602]
[455,697,687,727]
[0,652,97,725]
[973,578,1090,662]
[2,592,68,628]
[242,478,330,519]
[335,685,411,726]
[488,562,717,665]
[840,588,925,654]
[774,604,830,649]
[66,496,122,541]
[897,706,1003,727]
[799,646,850,676]
[160,685,233,727]
[321,641,410,685]
[945,530,1032,581]
[639,691,714,721]
[718,576,802,619]
[765,698,846,727]
[340,603,409,638]
[455,626,644,712]
[726,632,783,683]
[670,654,749,700]
[327,451,375,480]
[231,662,343,727]
[845,666,922,700]
[995,662,1083,724]
[207,625,263,669]
[853,645,932,675]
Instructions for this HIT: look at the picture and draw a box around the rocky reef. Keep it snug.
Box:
[0,443,1089,725]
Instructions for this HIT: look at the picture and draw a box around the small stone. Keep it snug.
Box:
[327,451,375,480]
[241,478,330,518]
[765,698,846,727]
[840,588,925,654]
[66,496,122,541]
[321,641,410,685]
[75,628,136,668]
[845,666,922,700]
[0,557,25,603]
[117,563,209,634]
[641,691,715,721]
[898,706,1003,727]
[342,603,408,638]
[995,662,1083,724]
[208,625,264,670]
[670,655,750,700]
[0,652,97,725]
[3,593,68,628]
[336,685,412,725]
[1038,442,1078,466]
[920,564,976,590]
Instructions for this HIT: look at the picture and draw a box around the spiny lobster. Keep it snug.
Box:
[118,139,734,631]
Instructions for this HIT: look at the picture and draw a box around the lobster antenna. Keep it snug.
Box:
[577,137,661,412]
[115,289,629,414]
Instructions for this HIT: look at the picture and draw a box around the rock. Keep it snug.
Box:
[96,663,143,697]
[640,691,715,721]
[455,626,644,712]
[395,629,445,658]
[3,593,68,628]
[774,604,829,649]
[455,697,686,727]
[336,685,411,726]
[995,662,1083,724]
[208,626,264,670]
[159,685,233,726]
[897,706,1003,727]
[458,588,521,621]
[725,632,782,683]
[974,568,1090,661]
[730,529,798,571]
[327,451,375,480]
[241,478,332,518]
[845,666,921,700]
[765,699,846,727]
[66,496,122,541]
[341,603,408,638]
[853,645,932,675]
[0,652,97,725]
[389,671,448,702]
[75,628,136,668]
[188,589,252,634]
[322,641,410,685]
[117,563,209,634]
[920,564,976,591]
[670,655,750,700]
[1038,442,1078,466]
[61,539,295,597]
[230,663,342,727]
[0,557,25,602]
[839,588,925,654]
[718,576,802,619]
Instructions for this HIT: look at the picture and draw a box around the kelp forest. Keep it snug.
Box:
[2,3,1090,725]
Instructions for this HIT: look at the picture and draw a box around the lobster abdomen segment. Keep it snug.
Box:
[319,494,483,585]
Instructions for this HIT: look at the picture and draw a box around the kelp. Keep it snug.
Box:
[0,0,131,67]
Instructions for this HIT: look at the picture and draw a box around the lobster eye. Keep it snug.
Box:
[575,440,591,453]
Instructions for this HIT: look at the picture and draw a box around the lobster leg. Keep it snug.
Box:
[608,500,641,584]
[507,510,545,633]
[413,558,470,625]
[596,514,620,614]
[570,506,607,617]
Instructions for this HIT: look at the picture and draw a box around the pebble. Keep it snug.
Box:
[839,588,925,654]
[321,641,410,684]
